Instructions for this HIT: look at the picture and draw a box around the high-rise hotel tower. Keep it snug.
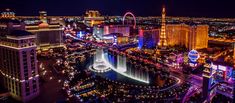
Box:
[0,30,39,102]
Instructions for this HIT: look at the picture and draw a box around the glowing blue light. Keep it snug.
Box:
[79,31,82,37]
[103,57,149,84]
[77,31,85,38]
[138,37,143,49]
[188,50,200,62]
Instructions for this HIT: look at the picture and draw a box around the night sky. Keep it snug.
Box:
[1,0,235,18]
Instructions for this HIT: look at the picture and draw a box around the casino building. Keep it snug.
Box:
[166,24,208,50]
[92,25,130,44]
[138,28,160,49]
[0,11,40,102]
[102,33,128,45]
[0,30,39,102]
[84,10,104,27]
[25,11,63,51]
[157,5,208,50]
[1,9,15,19]
[104,25,130,37]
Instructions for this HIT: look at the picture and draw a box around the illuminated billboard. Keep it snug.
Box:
[188,50,200,62]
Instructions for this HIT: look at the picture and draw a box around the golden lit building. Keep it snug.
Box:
[1,9,15,19]
[117,36,129,44]
[188,25,209,50]
[86,10,100,18]
[157,4,208,50]
[39,11,47,23]
[166,24,189,47]
[25,23,63,51]
[165,24,208,50]
[25,11,63,51]
[84,10,104,27]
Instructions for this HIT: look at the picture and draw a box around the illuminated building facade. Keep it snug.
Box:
[0,30,39,102]
[158,5,167,47]
[1,9,15,19]
[117,36,129,45]
[138,28,160,49]
[157,5,208,50]
[25,11,63,51]
[84,10,104,27]
[211,63,234,81]
[138,29,144,49]
[92,25,130,41]
[104,25,109,35]
[26,25,63,51]
[166,24,208,50]
[188,25,209,50]
[202,61,217,102]
[93,25,104,39]
[104,25,130,37]
[102,33,128,45]
[39,11,47,23]
[166,24,189,47]
[86,10,101,18]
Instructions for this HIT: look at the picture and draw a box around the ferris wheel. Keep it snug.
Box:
[122,12,136,29]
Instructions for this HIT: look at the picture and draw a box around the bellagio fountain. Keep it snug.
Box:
[90,48,149,84]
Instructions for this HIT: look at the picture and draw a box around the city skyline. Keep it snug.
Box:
[0,1,234,103]
[1,0,235,18]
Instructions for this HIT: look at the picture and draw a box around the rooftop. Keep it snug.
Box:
[8,30,33,37]
[103,33,124,37]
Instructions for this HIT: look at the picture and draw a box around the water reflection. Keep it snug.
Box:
[90,48,149,84]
